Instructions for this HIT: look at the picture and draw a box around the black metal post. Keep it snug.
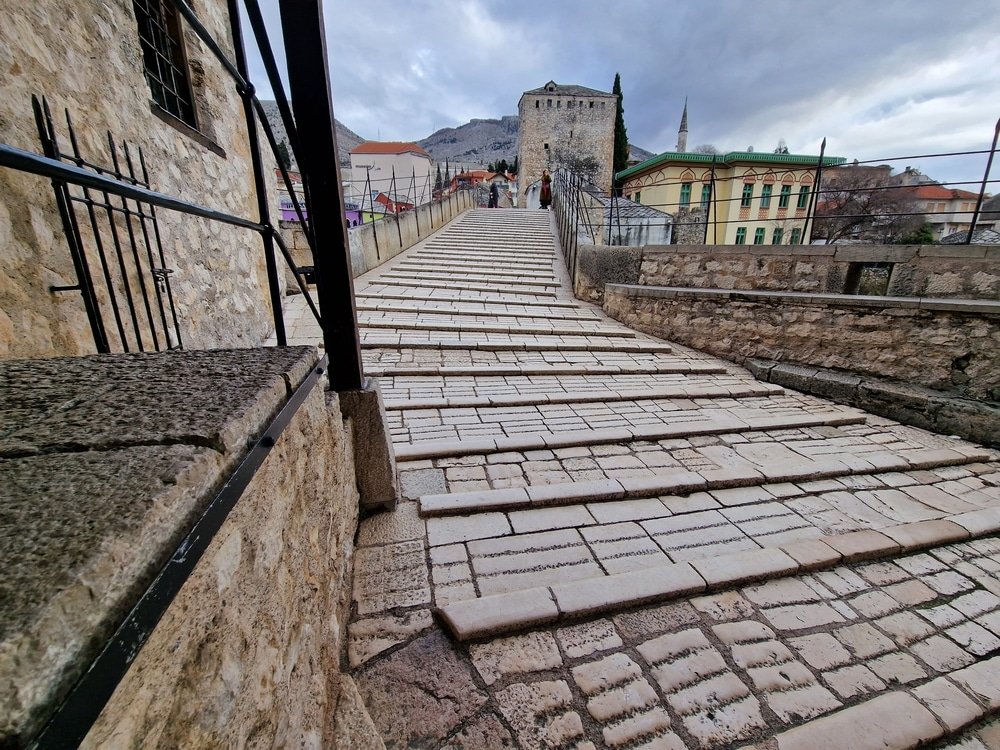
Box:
[802,138,826,244]
[707,155,717,245]
[280,0,364,391]
[967,118,1000,243]
[228,0,285,346]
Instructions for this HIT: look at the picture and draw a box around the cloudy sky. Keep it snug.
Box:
[247,0,1000,185]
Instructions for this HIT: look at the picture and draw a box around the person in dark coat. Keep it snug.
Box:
[489,181,499,208]
[539,170,552,210]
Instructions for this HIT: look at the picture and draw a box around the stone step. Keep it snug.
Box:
[383,383,786,410]
[359,336,673,353]
[365,279,560,297]
[354,291,580,308]
[357,318,637,338]
[354,301,602,321]
[394,410,870,461]
[394,262,554,278]
[379,271,559,288]
[417,446,994,516]
[408,253,553,269]
[434,511,1000,641]
[365,362,727,377]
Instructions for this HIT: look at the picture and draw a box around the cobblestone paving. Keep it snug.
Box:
[332,209,1000,748]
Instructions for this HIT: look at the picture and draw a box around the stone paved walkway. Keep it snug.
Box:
[292,209,1000,748]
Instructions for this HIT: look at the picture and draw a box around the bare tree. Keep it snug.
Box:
[814,168,922,244]
[693,144,719,155]
[552,148,601,183]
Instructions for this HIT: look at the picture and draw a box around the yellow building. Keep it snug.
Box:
[617,150,845,245]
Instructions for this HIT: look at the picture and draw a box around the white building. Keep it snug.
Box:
[349,141,433,208]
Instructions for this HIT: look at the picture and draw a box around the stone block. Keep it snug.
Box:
[774,692,943,750]
[339,378,399,510]
[691,548,799,588]
[880,520,969,551]
[437,588,559,640]
[551,563,706,617]
[821,530,900,562]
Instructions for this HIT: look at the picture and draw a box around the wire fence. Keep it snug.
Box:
[566,120,1000,246]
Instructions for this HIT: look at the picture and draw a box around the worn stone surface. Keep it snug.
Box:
[340,378,400,510]
[355,632,487,749]
[81,384,365,749]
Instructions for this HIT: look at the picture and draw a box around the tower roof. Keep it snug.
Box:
[679,97,688,133]
[521,80,615,98]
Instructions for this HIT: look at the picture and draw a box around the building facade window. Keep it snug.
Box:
[735,227,747,244]
[760,184,773,208]
[778,185,791,208]
[680,182,692,207]
[772,228,784,244]
[791,227,802,244]
[797,186,810,209]
[134,0,197,127]
[634,192,641,204]
[535,101,539,108]
[753,228,766,244]
[547,99,552,107]
[741,183,754,207]
[700,184,711,208]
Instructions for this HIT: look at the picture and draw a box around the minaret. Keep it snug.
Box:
[676,97,688,153]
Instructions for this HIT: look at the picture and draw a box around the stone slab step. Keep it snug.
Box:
[417,446,994,516]
[366,279,559,297]
[379,271,559,288]
[360,337,674,353]
[355,301,602,322]
[357,318,637,338]
[408,254,553,269]
[365,362,727,377]
[434,512,1000,640]
[394,262,554,278]
[355,291,580,308]
[384,383,786,410]
[395,410,869,461]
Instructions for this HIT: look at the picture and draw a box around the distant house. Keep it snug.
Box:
[900,184,981,241]
[349,141,433,208]
[374,192,414,214]
[618,150,845,245]
[449,170,493,191]
[276,168,306,222]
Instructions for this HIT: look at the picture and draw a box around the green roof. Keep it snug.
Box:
[617,150,847,181]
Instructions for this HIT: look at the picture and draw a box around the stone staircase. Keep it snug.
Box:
[348,208,1000,750]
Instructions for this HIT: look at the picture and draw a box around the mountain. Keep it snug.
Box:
[261,101,656,172]
[418,116,519,166]
[259,100,365,168]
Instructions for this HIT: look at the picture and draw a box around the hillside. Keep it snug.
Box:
[260,101,656,172]
[259,100,365,168]
[418,116,519,166]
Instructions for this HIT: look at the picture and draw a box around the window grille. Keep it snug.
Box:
[134,0,197,127]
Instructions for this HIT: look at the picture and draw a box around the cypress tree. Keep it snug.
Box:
[435,164,442,190]
[612,73,629,194]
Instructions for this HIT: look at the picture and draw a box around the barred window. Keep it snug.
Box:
[134,0,197,127]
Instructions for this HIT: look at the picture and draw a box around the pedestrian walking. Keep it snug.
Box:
[489,181,499,208]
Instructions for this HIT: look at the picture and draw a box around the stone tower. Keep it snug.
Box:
[676,97,688,153]
[516,80,617,206]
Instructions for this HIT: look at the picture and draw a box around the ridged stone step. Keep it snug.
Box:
[417,446,992,516]
[383,382,786,410]
[357,319,637,337]
[393,410,869,461]
[435,510,1000,640]
[360,337,673,353]
[365,362,727,377]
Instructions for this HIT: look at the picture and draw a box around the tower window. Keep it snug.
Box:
[134,0,197,127]
[535,100,539,108]
[547,99,552,107]
[589,102,593,108]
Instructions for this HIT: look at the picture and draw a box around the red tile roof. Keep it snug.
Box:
[903,185,979,201]
[350,141,431,157]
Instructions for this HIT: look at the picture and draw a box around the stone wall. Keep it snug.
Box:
[603,284,1000,433]
[575,243,1000,305]
[0,348,381,747]
[279,191,473,283]
[1,0,280,359]
[517,89,616,205]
